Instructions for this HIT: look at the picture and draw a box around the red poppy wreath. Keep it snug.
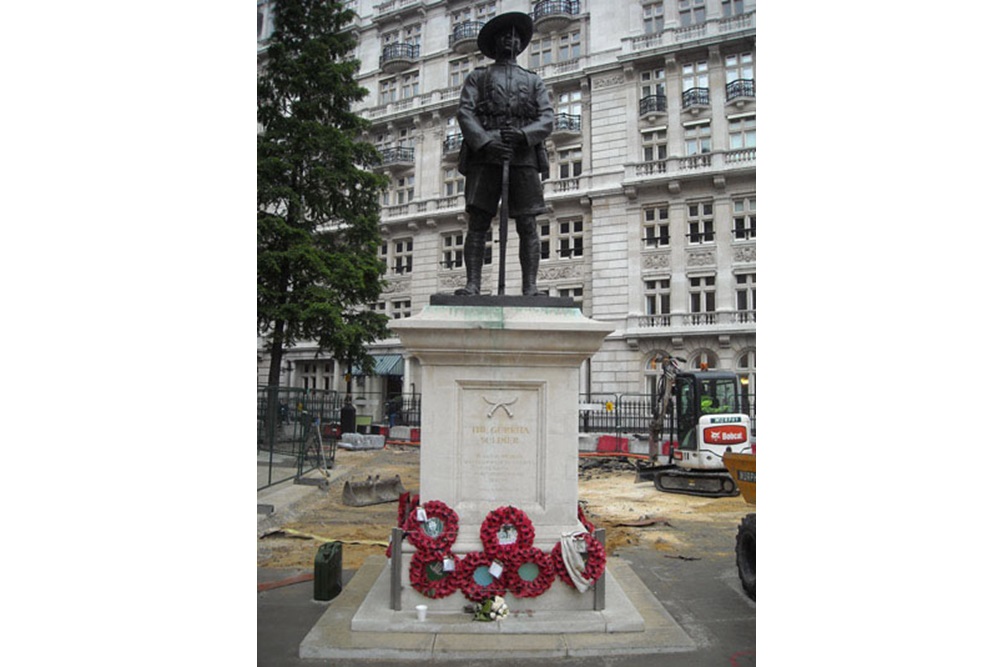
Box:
[403,499,459,552]
[479,505,535,559]
[503,546,555,598]
[409,548,460,599]
[551,532,607,589]
[457,550,507,602]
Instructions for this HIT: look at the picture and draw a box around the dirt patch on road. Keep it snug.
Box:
[258,448,751,571]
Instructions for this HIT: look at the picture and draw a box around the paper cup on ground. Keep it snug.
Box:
[415,604,428,621]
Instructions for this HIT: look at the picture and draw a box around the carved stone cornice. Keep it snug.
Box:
[733,244,756,263]
[687,249,716,267]
[641,252,670,271]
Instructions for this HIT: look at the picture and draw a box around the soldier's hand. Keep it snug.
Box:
[500,128,527,147]
[482,140,513,162]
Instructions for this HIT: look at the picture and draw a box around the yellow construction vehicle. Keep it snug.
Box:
[723,451,755,600]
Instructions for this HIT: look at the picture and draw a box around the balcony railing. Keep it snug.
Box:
[726,79,755,101]
[625,148,755,182]
[628,309,756,331]
[682,87,710,109]
[622,10,755,55]
[378,146,415,167]
[443,134,463,153]
[380,42,420,72]
[533,0,580,33]
[553,112,581,133]
[639,94,667,116]
[449,20,483,53]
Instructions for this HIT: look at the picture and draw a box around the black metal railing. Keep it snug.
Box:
[449,20,483,46]
[726,78,755,101]
[379,42,420,67]
[553,112,581,132]
[579,392,756,441]
[258,386,421,490]
[682,87,710,108]
[533,0,581,21]
[639,94,667,115]
[379,146,415,164]
[443,134,463,153]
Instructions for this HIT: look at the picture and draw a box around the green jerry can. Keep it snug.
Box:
[314,541,344,601]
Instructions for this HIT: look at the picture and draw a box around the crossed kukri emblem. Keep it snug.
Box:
[483,395,517,419]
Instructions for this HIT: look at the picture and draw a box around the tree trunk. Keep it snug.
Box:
[263,319,287,450]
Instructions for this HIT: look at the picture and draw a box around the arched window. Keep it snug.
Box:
[688,349,719,371]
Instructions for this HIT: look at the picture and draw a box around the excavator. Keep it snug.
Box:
[636,353,755,497]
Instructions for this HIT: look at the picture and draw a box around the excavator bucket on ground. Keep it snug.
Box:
[342,474,407,506]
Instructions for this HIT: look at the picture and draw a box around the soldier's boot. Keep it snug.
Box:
[517,216,542,297]
[454,223,490,296]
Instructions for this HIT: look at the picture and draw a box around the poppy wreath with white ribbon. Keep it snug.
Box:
[502,546,555,598]
[403,499,459,552]
[551,532,607,590]
[479,505,535,559]
[457,550,507,602]
[409,548,460,599]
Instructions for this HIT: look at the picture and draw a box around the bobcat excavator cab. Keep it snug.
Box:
[637,355,755,497]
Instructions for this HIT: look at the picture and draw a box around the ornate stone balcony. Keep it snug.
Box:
[532,0,581,34]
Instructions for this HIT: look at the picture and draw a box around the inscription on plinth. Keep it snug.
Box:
[457,380,545,514]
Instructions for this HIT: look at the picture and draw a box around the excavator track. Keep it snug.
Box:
[652,467,740,498]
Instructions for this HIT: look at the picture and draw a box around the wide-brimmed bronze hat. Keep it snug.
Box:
[477,12,533,59]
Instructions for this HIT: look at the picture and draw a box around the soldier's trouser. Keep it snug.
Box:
[454,210,541,296]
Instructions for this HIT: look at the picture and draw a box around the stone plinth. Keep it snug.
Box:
[373,301,619,621]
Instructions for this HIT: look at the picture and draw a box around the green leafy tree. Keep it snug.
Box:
[258,0,389,389]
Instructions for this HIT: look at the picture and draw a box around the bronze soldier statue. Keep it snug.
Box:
[455,12,553,297]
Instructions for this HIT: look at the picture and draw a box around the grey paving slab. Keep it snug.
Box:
[298,555,695,661]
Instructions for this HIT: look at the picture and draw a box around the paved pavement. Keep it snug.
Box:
[258,473,756,666]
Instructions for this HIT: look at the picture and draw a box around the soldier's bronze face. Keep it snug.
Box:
[494,30,522,59]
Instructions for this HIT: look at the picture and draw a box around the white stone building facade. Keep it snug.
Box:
[257,0,756,412]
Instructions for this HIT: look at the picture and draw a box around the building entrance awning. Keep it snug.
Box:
[352,354,403,376]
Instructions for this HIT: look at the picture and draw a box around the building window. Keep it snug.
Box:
[642,127,668,162]
[557,147,582,179]
[640,68,667,115]
[539,220,583,260]
[558,90,582,116]
[645,279,670,316]
[687,202,714,244]
[452,1,497,24]
[643,206,670,247]
[557,220,584,259]
[385,175,414,206]
[386,237,413,275]
[391,299,412,320]
[689,276,715,321]
[678,0,706,27]
[400,71,419,99]
[443,167,464,197]
[721,0,745,17]
[642,2,665,34]
[449,56,484,88]
[529,30,580,69]
[379,73,419,104]
[383,24,422,49]
[442,232,464,269]
[733,196,756,240]
[728,115,755,149]
[726,51,754,84]
[558,286,584,308]
[684,121,711,155]
[682,60,709,107]
[736,273,756,320]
